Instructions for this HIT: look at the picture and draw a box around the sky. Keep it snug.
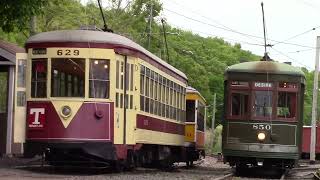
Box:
[86,0,320,70]
[159,0,320,70]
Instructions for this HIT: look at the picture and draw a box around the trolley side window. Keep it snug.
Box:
[277,82,298,120]
[186,100,195,122]
[197,101,205,131]
[31,59,47,98]
[89,59,110,99]
[51,58,85,97]
[230,92,249,117]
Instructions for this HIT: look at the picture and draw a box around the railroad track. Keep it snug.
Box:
[212,172,234,180]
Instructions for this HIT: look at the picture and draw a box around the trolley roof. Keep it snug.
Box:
[226,61,305,77]
[186,86,206,103]
[26,30,187,80]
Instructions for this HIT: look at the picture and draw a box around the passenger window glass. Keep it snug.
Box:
[197,102,205,131]
[51,58,85,97]
[277,92,296,118]
[253,91,272,117]
[17,91,26,107]
[186,100,195,122]
[89,59,110,98]
[126,63,129,91]
[116,61,119,89]
[130,64,134,91]
[231,92,248,117]
[31,59,47,98]
[17,59,26,88]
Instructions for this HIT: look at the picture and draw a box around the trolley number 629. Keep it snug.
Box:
[252,124,271,131]
[57,49,80,56]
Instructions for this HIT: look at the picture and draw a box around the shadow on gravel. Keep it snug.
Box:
[15,166,116,176]
[177,165,231,176]
[235,166,284,179]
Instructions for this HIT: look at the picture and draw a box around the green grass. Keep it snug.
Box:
[205,124,223,155]
[0,72,7,113]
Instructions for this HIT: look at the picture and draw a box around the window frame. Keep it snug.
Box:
[88,59,110,99]
[227,81,251,120]
[31,58,48,98]
[250,81,276,120]
[276,82,299,122]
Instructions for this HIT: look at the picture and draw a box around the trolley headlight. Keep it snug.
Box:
[61,106,72,118]
[257,132,266,141]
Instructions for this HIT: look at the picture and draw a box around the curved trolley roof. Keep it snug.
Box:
[226,61,305,77]
[26,30,187,80]
[186,86,206,103]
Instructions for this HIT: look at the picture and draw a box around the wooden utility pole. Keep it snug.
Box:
[211,93,216,150]
[30,16,37,35]
[310,36,320,163]
[147,4,153,49]
[212,93,216,131]
[161,19,170,63]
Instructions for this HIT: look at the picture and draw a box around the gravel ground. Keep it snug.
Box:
[0,156,232,180]
[1,156,319,180]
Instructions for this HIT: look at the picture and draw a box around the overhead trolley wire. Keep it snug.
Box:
[272,48,314,55]
[166,0,264,44]
[164,7,317,49]
[270,47,312,69]
[272,26,320,46]
[164,8,264,40]
[190,29,265,47]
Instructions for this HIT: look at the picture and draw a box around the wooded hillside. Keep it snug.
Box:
[0,0,315,126]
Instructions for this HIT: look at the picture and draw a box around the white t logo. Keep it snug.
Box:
[30,108,45,125]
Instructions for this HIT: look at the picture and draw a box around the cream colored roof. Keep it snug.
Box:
[27,30,187,80]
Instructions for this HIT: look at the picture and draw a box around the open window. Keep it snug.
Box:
[277,82,298,121]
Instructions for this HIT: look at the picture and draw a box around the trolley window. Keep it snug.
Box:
[197,101,205,131]
[229,91,249,118]
[277,92,296,119]
[277,82,298,120]
[253,91,273,118]
[186,100,195,122]
[89,59,110,99]
[51,58,85,97]
[31,59,47,98]
[17,59,27,88]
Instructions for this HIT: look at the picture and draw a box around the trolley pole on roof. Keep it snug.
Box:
[310,36,320,163]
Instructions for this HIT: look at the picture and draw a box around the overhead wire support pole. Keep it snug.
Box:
[211,93,216,151]
[161,19,170,64]
[212,93,216,132]
[147,4,153,49]
[310,36,320,164]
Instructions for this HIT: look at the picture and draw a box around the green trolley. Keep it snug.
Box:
[222,60,305,171]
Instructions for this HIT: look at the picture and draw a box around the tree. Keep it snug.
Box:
[0,0,48,32]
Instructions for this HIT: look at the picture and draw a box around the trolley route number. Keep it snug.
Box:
[252,124,271,131]
[57,49,80,56]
